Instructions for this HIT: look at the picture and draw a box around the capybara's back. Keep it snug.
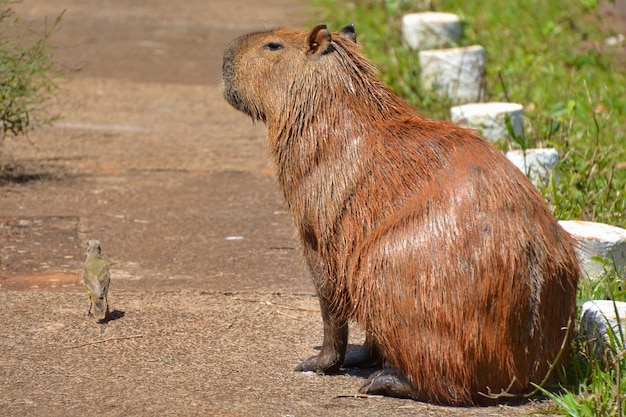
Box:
[222,24,579,406]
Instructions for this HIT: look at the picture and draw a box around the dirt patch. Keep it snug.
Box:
[2,273,80,291]
[0,216,82,282]
[597,0,626,70]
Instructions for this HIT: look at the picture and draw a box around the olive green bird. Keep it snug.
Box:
[82,239,110,322]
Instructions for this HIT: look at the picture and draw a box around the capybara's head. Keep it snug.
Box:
[222,24,362,122]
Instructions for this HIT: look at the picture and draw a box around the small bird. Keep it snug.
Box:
[82,239,111,322]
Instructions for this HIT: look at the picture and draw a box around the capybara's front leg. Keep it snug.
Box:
[295,298,348,374]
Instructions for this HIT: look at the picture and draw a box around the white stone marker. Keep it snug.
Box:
[419,46,485,104]
[505,148,559,187]
[401,12,462,50]
[579,300,626,359]
[450,102,524,143]
[558,220,626,279]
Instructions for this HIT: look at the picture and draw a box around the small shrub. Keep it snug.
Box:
[0,1,64,144]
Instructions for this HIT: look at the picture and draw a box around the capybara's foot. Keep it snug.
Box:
[359,368,415,399]
[342,339,382,368]
[295,352,343,374]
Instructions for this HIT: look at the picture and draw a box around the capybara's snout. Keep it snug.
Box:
[221,39,242,109]
[221,45,235,84]
[221,34,247,84]
[221,32,274,121]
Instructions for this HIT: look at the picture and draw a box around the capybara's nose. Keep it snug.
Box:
[222,34,253,82]
[221,43,237,83]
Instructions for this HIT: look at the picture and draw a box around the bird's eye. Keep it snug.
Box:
[263,42,284,51]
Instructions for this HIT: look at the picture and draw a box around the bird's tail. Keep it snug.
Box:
[92,296,109,322]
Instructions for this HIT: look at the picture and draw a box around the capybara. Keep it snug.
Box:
[222,23,579,406]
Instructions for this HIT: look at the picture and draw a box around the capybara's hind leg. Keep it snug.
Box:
[360,368,415,399]
[343,336,382,368]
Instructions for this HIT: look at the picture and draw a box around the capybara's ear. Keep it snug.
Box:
[307,24,333,57]
[339,23,357,43]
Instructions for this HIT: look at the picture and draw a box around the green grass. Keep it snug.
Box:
[310,0,626,414]
[310,0,625,229]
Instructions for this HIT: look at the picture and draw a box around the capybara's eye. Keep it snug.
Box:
[263,42,284,51]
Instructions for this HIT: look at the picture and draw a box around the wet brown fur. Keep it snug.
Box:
[222,24,579,406]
